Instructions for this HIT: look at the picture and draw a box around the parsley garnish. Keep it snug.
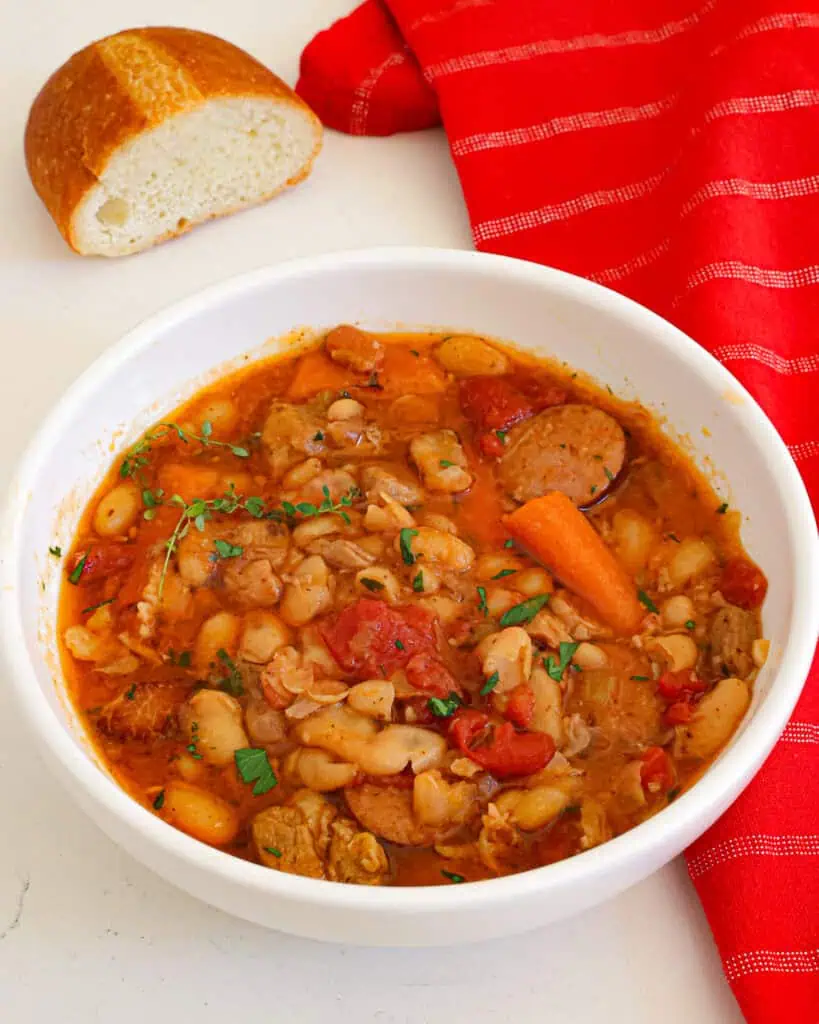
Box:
[313,431,324,441]
[503,539,515,549]
[412,571,424,592]
[476,586,488,616]
[366,372,382,390]
[399,528,418,565]
[216,649,243,696]
[213,539,243,560]
[631,675,650,681]
[153,790,165,810]
[428,692,461,717]
[543,641,579,682]
[442,870,465,884]
[235,747,278,795]
[499,593,549,627]
[685,620,696,630]
[264,846,283,858]
[168,648,191,667]
[495,430,507,445]
[480,671,500,696]
[666,532,681,543]
[187,721,203,760]
[439,459,455,468]
[48,545,62,557]
[491,569,516,580]
[360,577,384,592]
[667,786,681,802]
[125,683,136,701]
[410,349,420,357]
[394,639,405,651]
[716,502,729,514]
[68,552,88,584]
[82,597,115,614]
[637,589,659,613]
[604,467,614,481]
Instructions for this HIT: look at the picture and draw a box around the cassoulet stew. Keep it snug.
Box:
[58,327,768,886]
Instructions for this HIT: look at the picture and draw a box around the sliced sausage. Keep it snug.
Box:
[709,604,758,679]
[345,784,456,847]
[498,404,626,505]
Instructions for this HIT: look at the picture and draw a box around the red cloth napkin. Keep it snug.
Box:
[298,2,819,1019]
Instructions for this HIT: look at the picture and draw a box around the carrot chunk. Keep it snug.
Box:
[505,491,643,634]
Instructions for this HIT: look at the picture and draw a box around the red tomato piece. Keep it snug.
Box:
[504,684,535,728]
[320,599,436,680]
[720,558,768,610]
[640,746,675,792]
[478,431,506,458]
[459,377,533,432]
[656,670,707,700]
[450,709,554,778]
[71,543,135,583]
[664,700,693,725]
[405,653,459,699]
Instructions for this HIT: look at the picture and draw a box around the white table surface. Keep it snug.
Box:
[0,2,745,1021]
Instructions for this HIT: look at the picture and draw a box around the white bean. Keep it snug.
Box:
[279,555,333,626]
[93,482,140,537]
[356,567,401,604]
[572,642,608,670]
[399,527,474,571]
[650,633,698,671]
[238,611,291,664]
[475,552,522,581]
[661,595,695,630]
[292,515,341,547]
[668,538,715,587]
[674,677,750,759]
[195,397,238,434]
[162,781,239,845]
[477,626,533,693]
[529,667,563,744]
[327,398,365,421]
[193,612,240,673]
[434,335,509,376]
[347,680,395,721]
[282,458,323,490]
[511,568,553,598]
[752,638,770,668]
[611,510,657,574]
[181,690,249,766]
[288,748,358,791]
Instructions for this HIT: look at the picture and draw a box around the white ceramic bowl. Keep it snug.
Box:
[2,248,817,946]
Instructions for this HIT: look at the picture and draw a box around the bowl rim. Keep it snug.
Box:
[2,245,817,914]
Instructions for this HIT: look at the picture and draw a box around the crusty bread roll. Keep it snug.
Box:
[25,27,323,257]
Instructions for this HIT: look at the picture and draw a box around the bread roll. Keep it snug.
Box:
[24,27,323,257]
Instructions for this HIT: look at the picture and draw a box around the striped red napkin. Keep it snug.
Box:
[297,2,819,1019]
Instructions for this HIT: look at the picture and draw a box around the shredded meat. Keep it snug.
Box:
[97,681,190,742]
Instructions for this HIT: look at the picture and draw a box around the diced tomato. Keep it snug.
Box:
[70,543,135,584]
[450,709,554,778]
[664,700,694,725]
[320,599,436,680]
[656,670,707,700]
[504,684,535,728]
[478,431,506,458]
[720,558,768,610]
[639,746,675,792]
[405,652,459,699]
[459,377,533,433]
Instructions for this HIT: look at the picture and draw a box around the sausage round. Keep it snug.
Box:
[497,404,626,505]
[345,784,452,847]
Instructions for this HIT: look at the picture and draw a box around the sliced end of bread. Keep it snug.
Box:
[71,96,321,256]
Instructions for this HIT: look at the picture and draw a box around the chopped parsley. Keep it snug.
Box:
[81,597,115,614]
[125,683,136,701]
[685,620,696,630]
[399,527,418,565]
[495,430,507,445]
[480,671,500,696]
[48,545,62,557]
[499,593,549,627]
[394,639,405,651]
[439,459,455,468]
[360,577,385,592]
[313,431,324,442]
[152,790,165,811]
[410,349,420,357]
[234,747,278,795]
[603,466,614,481]
[503,539,515,549]
[476,585,488,616]
[216,649,244,696]
[716,502,729,514]
[213,539,243,560]
[491,569,516,580]
[68,552,88,584]
[666,532,681,543]
[667,786,681,803]
[543,641,579,682]
[187,721,203,760]
[412,571,424,592]
[168,648,191,667]
[637,589,659,614]
[631,675,650,682]
[441,870,465,884]
[428,692,461,717]
[264,846,283,858]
